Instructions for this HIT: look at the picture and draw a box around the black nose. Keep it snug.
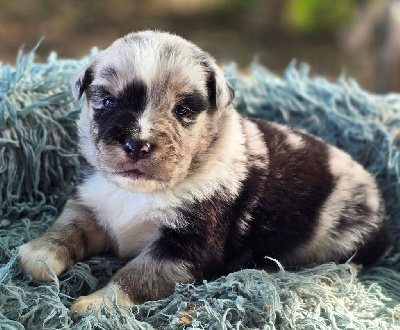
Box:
[123,139,152,160]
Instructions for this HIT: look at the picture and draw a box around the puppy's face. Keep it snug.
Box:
[73,31,234,192]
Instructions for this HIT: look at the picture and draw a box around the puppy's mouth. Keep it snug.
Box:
[114,169,150,180]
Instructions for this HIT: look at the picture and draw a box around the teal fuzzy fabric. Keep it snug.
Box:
[1,49,399,329]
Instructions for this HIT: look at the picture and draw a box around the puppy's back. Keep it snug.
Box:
[237,117,387,267]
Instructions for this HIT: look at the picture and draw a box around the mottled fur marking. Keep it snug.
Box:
[19,31,387,315]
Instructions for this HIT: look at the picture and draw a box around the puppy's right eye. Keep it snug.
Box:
[102,97,117,108]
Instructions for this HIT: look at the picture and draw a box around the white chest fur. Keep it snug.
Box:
[78,173,181,258]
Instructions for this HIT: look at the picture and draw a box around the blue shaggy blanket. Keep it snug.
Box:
[0,49,399,329]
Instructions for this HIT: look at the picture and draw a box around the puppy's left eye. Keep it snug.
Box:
[102,97,117,108]
[173,105,190,116]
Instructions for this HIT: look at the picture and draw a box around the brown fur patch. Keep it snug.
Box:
[35,199,115,263]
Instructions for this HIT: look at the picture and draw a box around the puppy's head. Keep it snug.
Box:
[72,31,234,192]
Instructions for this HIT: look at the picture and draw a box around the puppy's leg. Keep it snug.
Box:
[70,248,194,313]
[19,198,113,282]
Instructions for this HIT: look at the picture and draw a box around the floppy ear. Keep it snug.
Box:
[203,61,235,110]
[214,65,235,108]
[71,65,94,101]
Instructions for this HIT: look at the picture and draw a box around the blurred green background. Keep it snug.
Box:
[0,0,398,92]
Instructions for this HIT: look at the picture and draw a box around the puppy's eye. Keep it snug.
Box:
[173,105,190,116]
[102,97,117,108]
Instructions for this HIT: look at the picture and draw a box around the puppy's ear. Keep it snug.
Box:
[203,61,235,110]
[71,65,94,101]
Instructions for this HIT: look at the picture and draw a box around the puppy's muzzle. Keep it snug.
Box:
[123,139,153,161]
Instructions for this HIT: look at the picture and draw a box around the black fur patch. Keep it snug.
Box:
[205,70,217,109]
[244,119,335,267]
[179,91,208,112]
[199,60,217,110]
[200,59,235,108]
[76,67,94,99]
[174,91,209,128]
[117,80,148,113]
[86,85,110,104]
[90,80,148,145]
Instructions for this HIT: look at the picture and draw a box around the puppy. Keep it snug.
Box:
[19,31,387,314]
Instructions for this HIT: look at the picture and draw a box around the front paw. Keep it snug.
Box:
[70,284,134,315]
[18,241,72,282]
